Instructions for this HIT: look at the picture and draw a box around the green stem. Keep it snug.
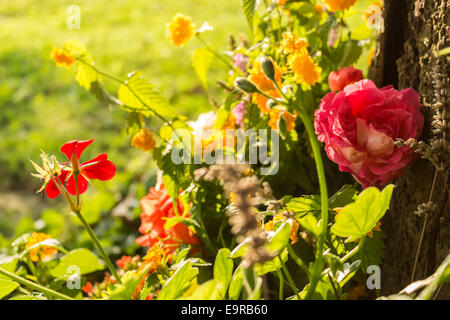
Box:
[276,269,284,300]
[0,267,75,300]
[73,209,122,284]
[294,106,329,300]
[279,256,298,297]
[287,244,310,277]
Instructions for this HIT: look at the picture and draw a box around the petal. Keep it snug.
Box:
[45,170,70,199]
[81,154,116,181]
[60,139,94,160]
[66,174,89,196]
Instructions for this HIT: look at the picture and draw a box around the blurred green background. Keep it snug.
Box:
[0,0,246,254]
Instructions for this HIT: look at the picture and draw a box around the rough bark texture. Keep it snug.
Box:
[370,0,449,298]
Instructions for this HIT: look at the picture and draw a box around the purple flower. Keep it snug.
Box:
[233,53,249,73]
[232,101,247,125]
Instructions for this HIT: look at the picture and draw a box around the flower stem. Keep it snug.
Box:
[73,209,122,284]
[294,105,329,300]
[0,267,75,300]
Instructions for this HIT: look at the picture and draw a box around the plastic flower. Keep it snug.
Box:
[288,49,321,85]
[131,128,156,151]
[324,0,358,12]
[136,184,202,253]
[315,80,424,188]
[248,57,283,114]
[45,140,116,199]
[328,66,364,92]
[50,47,75,68]
[167,13,195,47]
[25,232,58,262]
[280,32,308,55]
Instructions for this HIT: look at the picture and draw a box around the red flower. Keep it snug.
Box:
[136,184,202,253]
[45,139,116,198]
[328,66,364,92]
[116,255,133,269]
[82,281,93,294]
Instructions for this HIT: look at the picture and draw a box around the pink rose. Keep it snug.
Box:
[328,66,364,92]
[315,80,424,188]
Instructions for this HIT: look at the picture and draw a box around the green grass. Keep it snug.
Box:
[0,0,246,234]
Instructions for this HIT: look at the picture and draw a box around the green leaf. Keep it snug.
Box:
[230,238,250,258]
[266,219,293,254]
[50,249,105,278]
[158,261,198,300]
[297,214,321,236]
[108,265,151,300]
[357,230,385,271]
[9,293,46,300]
[0,280,19,299]
[328,185,359,209]
[118,71,176,119]
[181,279,222,300]
[192,46,213,89]
[331,185,394,239]
[213,248,233,298]
[286,196,321,218]
[75,56,100,90]
[228,266,243,300]
[254,249,288,276]
[0,257,18,280]
[241,0,256,30]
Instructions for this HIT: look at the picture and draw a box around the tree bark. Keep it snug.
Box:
[370,0,449,298]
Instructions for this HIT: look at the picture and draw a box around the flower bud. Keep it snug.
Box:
[261,57,275,81]
[235,77,259,93]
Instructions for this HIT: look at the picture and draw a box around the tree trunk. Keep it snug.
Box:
[370,0,449,298]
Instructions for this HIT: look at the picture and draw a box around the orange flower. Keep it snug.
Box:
[282,110,298,131]
[269,108,281,131]
[314,4,326,18]
[136,184,202,252]
[116,255,133,269]
[82,282,93,294]
[272,0,287,6]
[248,57,283,113]
[25,232,58,262]
[288,49,321,85]
[131,128,156,151]
[50,47,75,68]
[280,32,308,55]
[324,0,358,12]
[167,13,195,47]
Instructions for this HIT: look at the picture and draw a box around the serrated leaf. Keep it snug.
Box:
[357,230,385,271]
[286,196,321,218]
[241,0,256,30]
[331,185,394,239]
[108,265,151,300]
[192,46,213,89]
[76,56,100,90]
[118,72,175,119]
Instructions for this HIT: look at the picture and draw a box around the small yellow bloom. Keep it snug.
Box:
[268,108,281,131]
[131,128,156,151]
[280,32,308,55]
[288,49,321,85]
[167,13,195,47]
[25,232,58,262]
[324,0,358,12]
[50,47,75,68]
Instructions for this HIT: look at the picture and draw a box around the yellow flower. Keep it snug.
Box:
[248,57,283,114]
[264,215,299,244]
[269,108,281,131]
[167,13,195,47]
[280,32,308,55]
[324,0,358,12]
[131,128,156,151]
[288,49,321,85]
[314,4,326,19]
[25,232,58,262]
[50,47,75,68]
